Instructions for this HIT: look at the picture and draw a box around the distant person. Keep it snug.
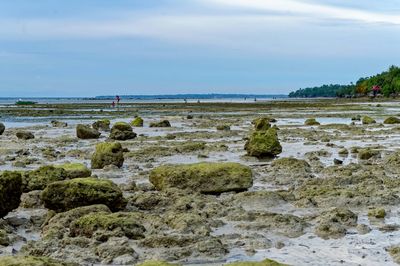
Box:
[116,95,121,104]
[112,101,115,108]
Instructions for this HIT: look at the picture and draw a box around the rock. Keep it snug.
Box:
[76,124,101,139]
[55,163,92,178]
[388,246,400,264]
[0,123,5,135]
[22,165,68,192]
[109,122,137,141]
[315,207,357,239]
[362,116,376,125]
[91,142,124,169]
[20,190,43,208]
[333,158,343,165]
[96,238,138,264]
[368,208,386,219]
[70,212,145,240]
[92,119,111,131]
[338,148,349,156]
[225,259,288,266]
[358,149,380,160]
[0,171,22,217]
[384,117,400,124]
[150,120,171,128]
[245,128,282,158]
[149,162,253,194]
[351,115,361,121]
[357,224,371,235]
[216,125,231,131]
[252,117,271,131]
[0,229,9,246]
[0,256,77,266]
[186,115,194,119]
[41,178,127,212]
[137,261,181,266]
[51,120,68,127]
[16,131,35,140]
[304,118,320,126]
[131,117,144,127]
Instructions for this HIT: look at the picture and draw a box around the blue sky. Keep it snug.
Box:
[0,0,400,97]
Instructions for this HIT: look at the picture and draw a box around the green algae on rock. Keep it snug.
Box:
[16,131,35,140]
[252,117,272,131]
[388,246,400,264]
[0,256,77,266]
[368,208,386,219]
[358,149,380,160]
[70,211,145,240]
[55,163,91,179]
[22,165,68,192]
[131,116,144,127]
[149,162,253,194]
[91,142,124,169]
[245,128,282,158]
[76,124,101,139]
[92,119,111,131]
[41,178,126,212]
[315,207,357,240]
[0,171,22,217]
[216,124,231,131]
[109,122,137,141]
[304,118,320,126]
[384,117,400,124]
[225,259,289,266]
[362,116,376,125]
[150,120,171,128]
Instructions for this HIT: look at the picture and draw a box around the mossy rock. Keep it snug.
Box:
[92,119,111,131]
[0,171,22,218]
[41,178,127,212]
[389,246,400,264]
[0,256,77,266]
[23,166,68,192]
[368,208,386,219]
[225,259,288,266]
[252,117,272,131]
[91,142,124,169]
[315,207,357,239]
[362,116,376,125]
[55,163,91,179]
[16,131,35,140]
[0,229,9,246]
[149,162,253,194]
[216,125,231,131]
[304,118,320,126]
[51,120,68,128]
[76,124,101,139]
[0,123,4,135]
[358,149,379,160]
[384,117,400,124]
[137,261,181,266]
[70,211,145,240]
[245,128,282,158]
[131,117,144,127]
[150,120,171,128]
[110,122,137,141]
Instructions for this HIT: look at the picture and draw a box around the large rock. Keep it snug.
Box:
[149,162,253,194]
[150,120,171,128]
[22,165,68,192]
[16,131,35,140]
[76,124,101,139]
[109,122,137,141]
[245,128,282,158]
[131,117,144,127]
[362,116,376,125]
[0,123,5,135]
[252,117,271,131]
[0,256,77,266]
[0,171,22,217]
[384,116,400,124]
[92,119,111,131]
[41,178,126,212]
[91,142,124,169]
[55,163,92,179]
[304,118,320,126]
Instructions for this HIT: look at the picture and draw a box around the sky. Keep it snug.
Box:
[0,0,400,97]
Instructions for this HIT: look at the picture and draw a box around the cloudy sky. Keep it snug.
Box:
[1,0,400,97]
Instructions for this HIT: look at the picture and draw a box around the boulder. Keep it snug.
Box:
[0,171,22,217]
[315,207,357,239]
[216,125,230,131]
[16,131,35,140]
[22,165,68,192]
[252,117,271,131]
[368,208,386,219]
[0,123,5,135]
[150,120,171,128]
[92,119,111,131]
[51,120,68,128]
[76,124,101,139]
[131,117,144,127]
[55,163,92,178]
[149,162,253,194]
[41,178,126,212]
[304,118,320,126]
[70,211,145,240]
[245,128,282,158]
[91,142,124,169]
[358,149,379,160]
[0,256,77,266]
[384,117,400,124]
[362,116,376,125]
[109,122,137,141]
